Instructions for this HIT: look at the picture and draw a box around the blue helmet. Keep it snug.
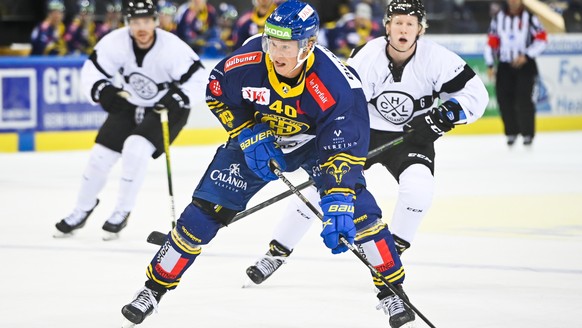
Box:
[264,0,319,43]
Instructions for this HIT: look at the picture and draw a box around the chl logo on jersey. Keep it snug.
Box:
[242,87,270,105]
[372,91,415,125]
[127,72,159,100]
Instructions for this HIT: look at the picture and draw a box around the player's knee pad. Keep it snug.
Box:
[192,197,238,226]
[352,187,383,229]
[399,164,434,208]
[87,143,120,175]
[355,222,405,287]
[176,200,225,245]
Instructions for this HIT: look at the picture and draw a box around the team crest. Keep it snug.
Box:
[127,72,159,99]
[371,91,415,125]
[325,161,351,185]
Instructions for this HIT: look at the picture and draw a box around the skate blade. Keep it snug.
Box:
[53,230,74,239]
[400,321,416,328]
[241,278,258,288]
[121,318,136,328]
[102,231,120,241]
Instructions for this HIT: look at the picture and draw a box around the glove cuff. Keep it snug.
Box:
[91,80,112,103]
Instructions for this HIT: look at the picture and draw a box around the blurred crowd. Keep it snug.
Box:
[29,0,582,58]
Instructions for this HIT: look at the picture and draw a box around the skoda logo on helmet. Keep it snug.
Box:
[265,23,292,40]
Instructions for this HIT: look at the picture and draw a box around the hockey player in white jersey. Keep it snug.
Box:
[246,2,488,326]
[54,0,207,240]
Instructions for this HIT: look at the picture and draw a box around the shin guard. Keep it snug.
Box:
[353,188,405,289]
[146,202,222,290]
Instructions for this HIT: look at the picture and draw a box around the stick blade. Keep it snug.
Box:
[147,231,168,245]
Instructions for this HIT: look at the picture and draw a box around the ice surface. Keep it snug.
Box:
[1,132,581,328]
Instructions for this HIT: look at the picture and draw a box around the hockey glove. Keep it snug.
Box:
[239,123,286,181]
[404,99,463,145]
[320,193,356,254]
[155,86,190,112]
[91,80,135,114]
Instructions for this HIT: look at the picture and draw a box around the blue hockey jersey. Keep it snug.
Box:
[206,36,371,195]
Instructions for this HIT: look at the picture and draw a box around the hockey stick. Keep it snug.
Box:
[269,159,436,328]
[158,107,177,228]
[146,135,407,246]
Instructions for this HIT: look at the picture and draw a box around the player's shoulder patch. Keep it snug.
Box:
[306,72,337,111]
[224,51,263,72]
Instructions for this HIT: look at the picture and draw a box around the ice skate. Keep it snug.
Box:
[376,285,416,328]
[53,199,100,238]
[121,284,166,325]
[102,211,130,241]
[244,239,292,286]
[392,234,411,256]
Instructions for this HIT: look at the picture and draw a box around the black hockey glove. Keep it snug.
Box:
[91,80,135,114]
[404,100,462,145]
[155,86,190,112]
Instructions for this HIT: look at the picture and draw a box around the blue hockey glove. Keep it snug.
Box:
[319,193,356,254]
[239,123,286,181]
[404,99,462,145]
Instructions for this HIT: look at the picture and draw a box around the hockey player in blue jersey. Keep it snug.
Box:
[121,1,414,327]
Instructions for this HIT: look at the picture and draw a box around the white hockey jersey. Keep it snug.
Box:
[347,37,488,132]
[81,27,208,108]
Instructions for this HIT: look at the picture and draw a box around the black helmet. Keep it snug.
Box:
[384,0,426,24]
[125,0,158,20]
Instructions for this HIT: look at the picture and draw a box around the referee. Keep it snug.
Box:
[484,0,547,146]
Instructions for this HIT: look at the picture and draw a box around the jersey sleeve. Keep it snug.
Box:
[431,45,488,124]
[205,59,256,138]
[80,31,125,104]
[306,57,370,196]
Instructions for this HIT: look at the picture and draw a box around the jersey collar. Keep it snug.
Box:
[265,52,315,98]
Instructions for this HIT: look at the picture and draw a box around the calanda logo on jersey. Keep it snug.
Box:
[210,163,248,192]
[224,52,263,72]
[127,72,159,99]
[242,87,270,105]
[372,91,414,125]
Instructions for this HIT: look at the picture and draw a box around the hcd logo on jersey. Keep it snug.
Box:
[372,91,414,125]
[242,87,270,105]
[224,52,263,72]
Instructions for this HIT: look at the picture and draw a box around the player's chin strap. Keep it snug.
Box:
[288,44,315,74]
[386,36,419,53]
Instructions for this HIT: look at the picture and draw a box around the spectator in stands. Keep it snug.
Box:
[563,0,582,32]
[175,0,217,54]
[484,0,548,146]
[233,0,278,50]
[30,0,67,56]
[64,0,97,55]
[205,2,239,57]
[334,2,383,58]
[450,0,479,33]
[158,0,178,33]
[95,0,123,41]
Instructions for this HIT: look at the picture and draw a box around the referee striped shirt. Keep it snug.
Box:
[484,5,547,67]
